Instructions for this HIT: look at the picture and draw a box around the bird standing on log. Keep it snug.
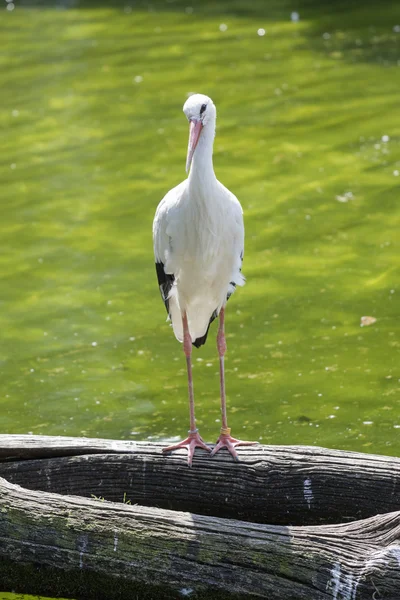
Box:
[153,94,256,466]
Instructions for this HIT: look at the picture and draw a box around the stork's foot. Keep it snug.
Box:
[210,428,258,461]
[162,430,211,467]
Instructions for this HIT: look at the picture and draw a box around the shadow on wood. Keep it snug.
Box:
[0,434,399,599]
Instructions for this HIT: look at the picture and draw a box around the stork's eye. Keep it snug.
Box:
[200,103,207,115]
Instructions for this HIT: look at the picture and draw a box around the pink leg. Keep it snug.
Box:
[162,312,210,466]
[211,307,258,460]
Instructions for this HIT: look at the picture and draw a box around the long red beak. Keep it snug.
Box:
[186,119,203,173]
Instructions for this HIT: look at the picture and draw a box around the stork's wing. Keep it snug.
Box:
[225,186,245,292]
[152,184,183,316]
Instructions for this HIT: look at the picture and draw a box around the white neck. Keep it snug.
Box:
[188,119,216,188]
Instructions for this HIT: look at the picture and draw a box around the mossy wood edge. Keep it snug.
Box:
[0,435,399,599]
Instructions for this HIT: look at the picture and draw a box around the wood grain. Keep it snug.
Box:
[0,435,399,599]
[0,435,399,525]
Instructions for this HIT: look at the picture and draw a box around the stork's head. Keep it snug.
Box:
[183,94,216,173]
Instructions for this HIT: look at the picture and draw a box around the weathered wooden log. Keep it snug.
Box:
[1,476,400,599]
[0,435,399,599]
[1,435,400,525]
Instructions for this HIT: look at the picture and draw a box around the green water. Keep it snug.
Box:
[1,0,400,595]
[2,0,400,452]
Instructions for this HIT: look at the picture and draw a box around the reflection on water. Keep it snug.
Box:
[1,2,400,457]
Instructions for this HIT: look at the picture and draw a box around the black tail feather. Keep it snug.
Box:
[192,284,235,347]
[192,309,218,348]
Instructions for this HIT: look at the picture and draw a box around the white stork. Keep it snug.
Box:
[153,93,256,466]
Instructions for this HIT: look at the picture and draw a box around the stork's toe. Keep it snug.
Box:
[162,431,211,467]
[210,432,257,460]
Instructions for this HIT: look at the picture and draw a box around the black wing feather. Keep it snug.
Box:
[155,262,174,316]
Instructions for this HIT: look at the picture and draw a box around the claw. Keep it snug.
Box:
[163,430,211,467]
